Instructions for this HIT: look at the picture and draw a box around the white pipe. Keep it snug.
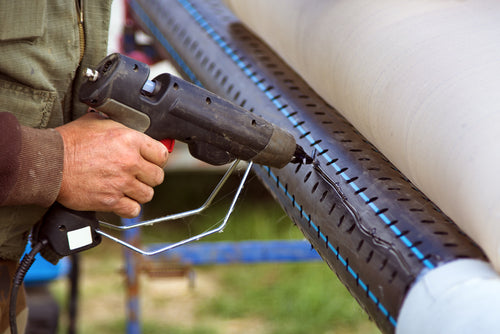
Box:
[397,259,500,333]
[224,0,500,272]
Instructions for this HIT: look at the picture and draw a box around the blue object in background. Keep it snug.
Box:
[23,243,70,286]
[147,240,322,266]
[122,215,143,334]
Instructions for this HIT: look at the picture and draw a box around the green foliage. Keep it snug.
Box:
[200,263,378,334]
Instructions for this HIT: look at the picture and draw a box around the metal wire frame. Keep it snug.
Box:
[95,160,253,255]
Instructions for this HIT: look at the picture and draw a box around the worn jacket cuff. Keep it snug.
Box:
[4,127,64,207]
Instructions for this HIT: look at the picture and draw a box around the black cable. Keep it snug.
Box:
[9,239,48,334]
[67,254,80,334]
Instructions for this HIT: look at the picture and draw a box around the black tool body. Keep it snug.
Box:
[80,53,296,167]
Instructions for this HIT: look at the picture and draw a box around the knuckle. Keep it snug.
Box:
[115,200,140,218]
[99,194,120,209]
[132,155,143,169]
[134,185,154,204]
[154,168,165,185]
[120,153,142,174]
[142,187,155,203]
[160,150,169,167]
[117,128,137,141]
[113,128,142,150]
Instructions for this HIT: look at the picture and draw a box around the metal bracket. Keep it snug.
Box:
[95,160,253,255]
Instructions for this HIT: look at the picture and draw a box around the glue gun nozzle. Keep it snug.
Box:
[290,145,313,165]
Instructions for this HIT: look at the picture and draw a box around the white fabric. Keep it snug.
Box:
[225,0,500,271]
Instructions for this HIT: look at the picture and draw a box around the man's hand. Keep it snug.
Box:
[55,112,168,218]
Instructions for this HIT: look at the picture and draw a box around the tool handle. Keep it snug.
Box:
[34,202,101,259]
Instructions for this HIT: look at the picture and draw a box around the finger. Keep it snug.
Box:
[140,137,169,168]
[123,179,155,204]
[113,196,142,218]
[134,160,164,187]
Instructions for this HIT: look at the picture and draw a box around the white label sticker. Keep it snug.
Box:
[67,226,93,250]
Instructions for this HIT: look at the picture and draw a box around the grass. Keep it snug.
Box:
[200,263,378,334]
[50,171,379,333]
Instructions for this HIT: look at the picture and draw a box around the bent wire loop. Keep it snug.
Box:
[95,160,253,255]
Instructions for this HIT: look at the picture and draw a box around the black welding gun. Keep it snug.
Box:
[35,53,312,261]
[80,53,310,167]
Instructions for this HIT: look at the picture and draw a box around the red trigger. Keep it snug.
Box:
[160,139,175,153]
